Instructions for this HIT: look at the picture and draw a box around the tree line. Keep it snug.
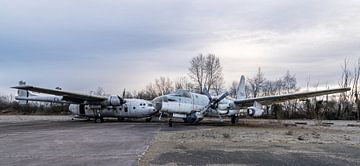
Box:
[120,55,360,120]
[0,54,359,120]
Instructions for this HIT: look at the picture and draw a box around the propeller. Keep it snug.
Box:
[203,88,229,106]
[201,88,229,114]
[117,95,124,105]
[119,88,126,105]
[213,91,229,105]
[122,88,126,99]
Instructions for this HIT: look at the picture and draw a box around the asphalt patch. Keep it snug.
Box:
[151,144,360,166]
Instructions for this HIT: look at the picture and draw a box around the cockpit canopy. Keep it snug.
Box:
[168,89,191,98]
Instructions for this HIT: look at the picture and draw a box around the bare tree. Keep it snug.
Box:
[262,80,281,96]
[92,86,106,96]
[275,78,285,95]
[282,70,298,93]
[339,58,353,102]
[205,54,223,92]
[338,58,353,119]
[188,54,223,94]
[188,54,207,93]
[124,90,135,98]
[19,80,26,86]
[353,58,360,121]
[229,80,239,98]
[174,76,194,91]
[143,83,158,100]
[154,77,173,95]
[138,76,174,100]
[248,67,266,97]
[212,76,225,95]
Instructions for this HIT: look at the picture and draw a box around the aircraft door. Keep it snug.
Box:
[79,104,85,115]
[121,103,130,117]
[178,97,182,110]
[192,94,195,110]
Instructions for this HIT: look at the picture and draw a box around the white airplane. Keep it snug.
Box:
[12,85,157,123]
[153,76,351,126]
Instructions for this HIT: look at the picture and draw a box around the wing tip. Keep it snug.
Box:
[340,87,351,91]
[11,85,33,89]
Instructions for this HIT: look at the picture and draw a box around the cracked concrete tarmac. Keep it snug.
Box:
[0,116,359,166]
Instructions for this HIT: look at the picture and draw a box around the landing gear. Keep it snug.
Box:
[145,117,152,122]
[86,117,91,121]
[168,118,173,127]
[94,117,104,123]
[231,115,238,125]
[92,109,103,123]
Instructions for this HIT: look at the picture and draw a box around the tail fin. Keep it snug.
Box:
[17,81,29,104]
[18,89,29,98]
[236,75,246,99]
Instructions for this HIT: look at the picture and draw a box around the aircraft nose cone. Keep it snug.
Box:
[152,96,167,111]
[155,102,162,112]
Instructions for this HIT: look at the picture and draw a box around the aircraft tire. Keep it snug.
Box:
[145,117,152,122]
[95,117,103,123]
[231,116,237,125]
[168,118,173,127]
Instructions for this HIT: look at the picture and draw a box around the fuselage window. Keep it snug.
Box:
[133,107,136,110]
[148,103,153,107]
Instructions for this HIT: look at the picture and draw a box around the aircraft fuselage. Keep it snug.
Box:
[69,99,157,118]
[153,90,240,123]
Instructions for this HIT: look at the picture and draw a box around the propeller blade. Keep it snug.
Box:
[117,95,124,105]
[214,91,229,104]
[200,91,229,114]
[122,88,126,98]
[219,91,229,100]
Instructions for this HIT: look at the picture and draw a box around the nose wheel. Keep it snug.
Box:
[145,117,152,122]
[94,117,104,123]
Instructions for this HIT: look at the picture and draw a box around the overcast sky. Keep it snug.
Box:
[1,0,360,95]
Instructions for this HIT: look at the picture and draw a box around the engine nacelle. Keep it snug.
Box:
[247,107,264,117]
[107,96,124,106]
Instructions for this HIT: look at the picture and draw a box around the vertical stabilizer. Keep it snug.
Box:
[17,81,29,104]
[236,75,246,99]
[17,89,29,98]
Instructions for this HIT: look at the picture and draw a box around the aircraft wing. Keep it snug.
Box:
[12,85,107,103]
[234,87,350,107]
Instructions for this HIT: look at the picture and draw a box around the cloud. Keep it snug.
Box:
[0,0,360,94]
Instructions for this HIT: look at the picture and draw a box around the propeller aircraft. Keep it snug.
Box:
[12,85,157,123]
[152,76,351,126]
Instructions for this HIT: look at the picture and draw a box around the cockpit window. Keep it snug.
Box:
[169,89,191,98]
[148,103,153,107]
